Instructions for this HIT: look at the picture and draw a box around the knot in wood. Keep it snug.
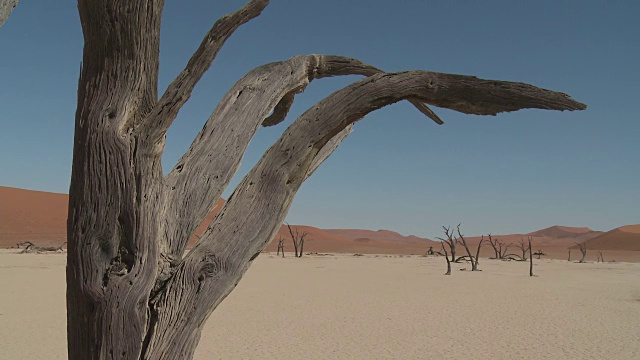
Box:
[197,254,226,282]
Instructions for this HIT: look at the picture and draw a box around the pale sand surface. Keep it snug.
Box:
[1,250,639,359]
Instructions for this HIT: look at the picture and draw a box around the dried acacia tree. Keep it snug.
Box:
[436,226,457,264]
[517,237,530,261]
[17,241,66,254]
[0,0,18,28]
[529,236,534,277]
[440,243,452,275]
[487,234,513,260]
[456,225,482,271]
[575,242,588,263]
[286,223,308,258]
[66,1,585,358]
[276,238,285,257]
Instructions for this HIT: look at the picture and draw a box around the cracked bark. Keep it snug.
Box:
[67,1,586,359]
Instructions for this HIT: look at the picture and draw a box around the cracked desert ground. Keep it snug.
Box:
[1,251,639,360]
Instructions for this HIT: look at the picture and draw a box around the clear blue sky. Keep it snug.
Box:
[1,1,638,238]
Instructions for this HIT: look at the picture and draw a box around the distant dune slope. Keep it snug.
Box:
[570,225,640,251]
[0,186,68,246]
[528,225,602,239]
[1,186,637,256]
[323,229,431,243]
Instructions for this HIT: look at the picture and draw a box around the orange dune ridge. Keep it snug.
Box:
[1,186,638,261]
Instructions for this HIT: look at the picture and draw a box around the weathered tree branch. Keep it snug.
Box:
[142,0,269,139]
[160,55,440,260]
[160,55,373,259]
[144,70,585,357]
[0,0,18,28]
[67,0,588,358]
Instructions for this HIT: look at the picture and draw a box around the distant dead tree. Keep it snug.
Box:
[426,246,435,256]
[487,234,499,258]
[276,238,285,257]
[575,242,587,263]
[487,234,512,260]
[440,243,451,275]
[568,249,571,261]
[516,237,531,261]
[528,237,534,277]
[597,251,604,263]
[436,226,457,264]
[456,224,482,271]
[533,249,546,259]
[286,223,307,258]
[18,241,66,254]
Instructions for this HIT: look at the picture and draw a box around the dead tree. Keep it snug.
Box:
[487,234,512,260]
[441,243,452,275]
[426,246,435,256]
[487,234,499,258]
[286,223,308,258]
[517,237,530,261]
[534,249,546,259]
[17,241,34,249]
[276,238,285,258]
[436,226,457,264]
[529,237,534,277]
[18,242,66,254]
[0,0,18,28]
[568,249,571,261]
[575,242,588,263]
[474,236,483,267]
[456,224,481,271]
[64,1,585,358]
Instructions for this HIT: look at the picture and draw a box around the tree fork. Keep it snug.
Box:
[67,1,586,359]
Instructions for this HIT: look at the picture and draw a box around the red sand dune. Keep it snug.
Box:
[570,225,640,251]
[1,186,638,260]
[266,225,437,255]
[0,186,68,246]
[323,229,430,243]
[528,225,601,239]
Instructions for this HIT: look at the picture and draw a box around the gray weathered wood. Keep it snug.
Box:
[67,1,586,359]
[0,0,18,28]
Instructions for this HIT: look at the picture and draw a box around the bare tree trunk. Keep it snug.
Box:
[568,249,571,261]
[277,238,285,257]
[66,1,585,359]
[441,244,451,275]
[517,238,529,261]
[487,234,500,259]
[456,224,480,271]
[474,237,483,269]
[0,0,18,28]
[286,223,307,258]
[575,242,587,263]
[299,237,305,257]
[437,226,457,264]
[529,237,534,277]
